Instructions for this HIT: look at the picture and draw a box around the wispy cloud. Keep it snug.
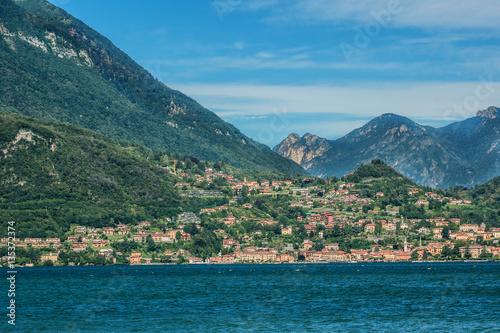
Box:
[260,0,500,30]
[145,54,402,73]
[170,80,500,146]
[172,81,500,121]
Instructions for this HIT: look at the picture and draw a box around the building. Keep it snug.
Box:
[92,240,107,247]
[459,245,485,258]
[365,223,376,233]
[276,253,294,263]
[238,251,277,263]
[415,199,429,206]
[459,224,479,233]
[41,253,58,263]
[189,258,204,264]
[75,226,86,233]
[72,242,87,251]
[102,227,115,235]
[130,251,142,264]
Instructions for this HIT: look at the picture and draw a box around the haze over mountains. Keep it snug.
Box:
[0,0,306,175]
[274,107,500,189]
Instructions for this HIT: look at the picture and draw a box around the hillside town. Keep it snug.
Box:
[2,162,500,266]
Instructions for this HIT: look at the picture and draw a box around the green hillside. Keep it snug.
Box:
[0,0,306,175]
[0,112,182,238]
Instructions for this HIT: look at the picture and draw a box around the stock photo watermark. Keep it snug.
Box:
[443,74,499,120]
[257,107,294,145]
[6,221,16,326]
[340,0,407,63]
[211,0,242,21]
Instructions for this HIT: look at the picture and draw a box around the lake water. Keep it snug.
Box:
[2,262,500,332]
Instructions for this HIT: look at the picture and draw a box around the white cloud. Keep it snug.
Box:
[263,0,500,30]
[171,80,500,122]
[145,55,402,73]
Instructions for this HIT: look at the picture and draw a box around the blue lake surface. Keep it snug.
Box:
[2,262,500,332]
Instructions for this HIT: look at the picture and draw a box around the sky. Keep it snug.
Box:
[48,0,500,147]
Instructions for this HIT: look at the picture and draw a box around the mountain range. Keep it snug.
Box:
[0,0,306,175]
[274,107,500,189]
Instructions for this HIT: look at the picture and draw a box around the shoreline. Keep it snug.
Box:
[3,259,498,268]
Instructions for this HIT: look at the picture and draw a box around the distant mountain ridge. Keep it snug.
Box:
[274,107,500,188]
[0,0,306,175]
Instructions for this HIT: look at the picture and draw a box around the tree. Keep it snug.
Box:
[479,248,490,260]
[43,260,54,266]
[411,251,419,261]
[463,248,472,259]
[441,226,450,239]
[183,223,198,236]
[441,245,452,258]
[422,250,429,260]
[146,235,156,253]
[240,186,249,198]
[313,241,324,252]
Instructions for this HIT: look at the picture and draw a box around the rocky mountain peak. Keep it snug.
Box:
[477,106,499,119]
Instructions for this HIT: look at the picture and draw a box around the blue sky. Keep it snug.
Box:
[48,0,500,147]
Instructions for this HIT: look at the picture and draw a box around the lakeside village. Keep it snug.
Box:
[2,162,500,266]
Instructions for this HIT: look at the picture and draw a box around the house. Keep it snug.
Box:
[238,251,276,263]
[139,221,151,227]
[92,240,107,247]
[477,231,492,241]
[450,232,475,241]
[46,238,61,246]
[384,223,397,231]
[276,253,294,263]
[221,255,235,263]
[490,228,500,239]
[130,251,142,264]
[459,245,485,258]
[459,224,479,233]
[41,253,58,262]
[223,239,239,249]
[281,226,292,235]
[156,234,172,243]
[325,243,340,251]
[396,252,411,261]
[427,243,444,255]
[415,199,429,206]
[102,227,115,235]
[302,241,313,250]
[189,257,204,264]
[209,257,222,264]
[365,223,376,233]
[99,249,114,257]
[25,238,42,244]
[417,227,431,235]
[75,226,86,233]
[133,235,147,242]
[72,242,87,251]
[200,208,217,214]
[168,230,183,239]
